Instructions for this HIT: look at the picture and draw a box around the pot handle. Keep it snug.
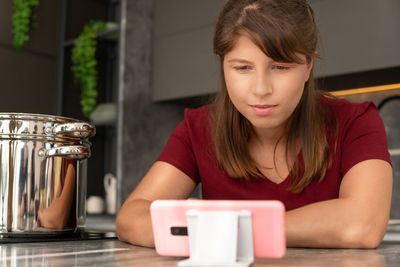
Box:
[39,145,91,160]
[49,123,96,138]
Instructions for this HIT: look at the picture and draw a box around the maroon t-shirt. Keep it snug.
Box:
[157,97,391,211]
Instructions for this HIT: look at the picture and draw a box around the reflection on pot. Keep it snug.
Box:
[0,113,95,233]
[37,159,76,229]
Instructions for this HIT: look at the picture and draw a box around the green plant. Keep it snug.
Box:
[71,20,106,119]
[12,0,39,50]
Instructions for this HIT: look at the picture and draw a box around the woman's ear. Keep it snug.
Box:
[308,53,317,69]
[305,53,316,81]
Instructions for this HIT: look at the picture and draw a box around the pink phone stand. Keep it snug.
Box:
[150,199,286,265]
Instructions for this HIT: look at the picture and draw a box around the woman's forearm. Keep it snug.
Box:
[286,198,388,248]
[116,198,155,247]
[116,197,388,249]
[287,160,392,249]
[115,162,197,247]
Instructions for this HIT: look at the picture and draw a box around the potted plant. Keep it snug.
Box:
[71,20,106,119]
[12,0,40,50]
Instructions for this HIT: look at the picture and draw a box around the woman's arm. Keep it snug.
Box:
[116,161,197,247]
[286,159,392,248]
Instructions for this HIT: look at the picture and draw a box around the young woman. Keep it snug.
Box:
[116,0,392,249]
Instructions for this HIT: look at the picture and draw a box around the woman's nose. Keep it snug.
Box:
[253,73,272,97]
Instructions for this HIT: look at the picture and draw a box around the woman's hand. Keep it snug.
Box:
[116,161,197,247]
[286,159,392,248]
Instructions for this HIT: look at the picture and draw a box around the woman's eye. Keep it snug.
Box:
[234,65,252,71]
[273,65,290,70]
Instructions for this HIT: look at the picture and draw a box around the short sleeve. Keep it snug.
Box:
[341,102,391,176]
[157,119,200,184]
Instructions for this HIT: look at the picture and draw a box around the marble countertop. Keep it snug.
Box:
[3,216,399,266]
[1,239,400,266]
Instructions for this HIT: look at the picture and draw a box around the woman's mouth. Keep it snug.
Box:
[250,104,277,116]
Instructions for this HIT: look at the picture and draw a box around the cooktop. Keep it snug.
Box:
[0,229,117,244]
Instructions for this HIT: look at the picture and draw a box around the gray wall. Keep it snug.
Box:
[0,0,61,114]
[152,0,226,101]
[118,0,188,203]
[312,0,400,77]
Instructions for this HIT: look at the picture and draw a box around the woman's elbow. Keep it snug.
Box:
[115,200,155,247]
[115,212,129,242]
[341,222,387,248]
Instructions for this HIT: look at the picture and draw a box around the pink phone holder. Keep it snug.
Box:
[151,200,286,266]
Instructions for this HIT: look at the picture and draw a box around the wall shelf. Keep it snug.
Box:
[63,24,120,47]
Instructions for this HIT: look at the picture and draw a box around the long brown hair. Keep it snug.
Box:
[210,0,337,193]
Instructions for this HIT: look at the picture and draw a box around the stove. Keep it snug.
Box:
[0,229,117,244]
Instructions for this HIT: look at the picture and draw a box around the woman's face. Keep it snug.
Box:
[223,35,313,136]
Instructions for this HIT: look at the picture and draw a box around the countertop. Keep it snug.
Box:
[1,239,400,266]
[2,216,400,266]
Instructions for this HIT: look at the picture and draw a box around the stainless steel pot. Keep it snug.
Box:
[0,113,95,234]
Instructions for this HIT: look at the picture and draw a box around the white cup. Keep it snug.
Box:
[86,196,104,214]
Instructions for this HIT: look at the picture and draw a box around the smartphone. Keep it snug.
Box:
[150,199,286,258]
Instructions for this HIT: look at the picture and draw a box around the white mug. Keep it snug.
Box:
[104,173,117,215]
[87,196,104,214]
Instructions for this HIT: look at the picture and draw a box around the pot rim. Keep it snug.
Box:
[0,112,86,123]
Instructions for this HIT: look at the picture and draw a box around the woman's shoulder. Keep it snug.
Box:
[320,96,384,142]
[183,104,214,124]
[180,105,215,154]
[320,95,378,119]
